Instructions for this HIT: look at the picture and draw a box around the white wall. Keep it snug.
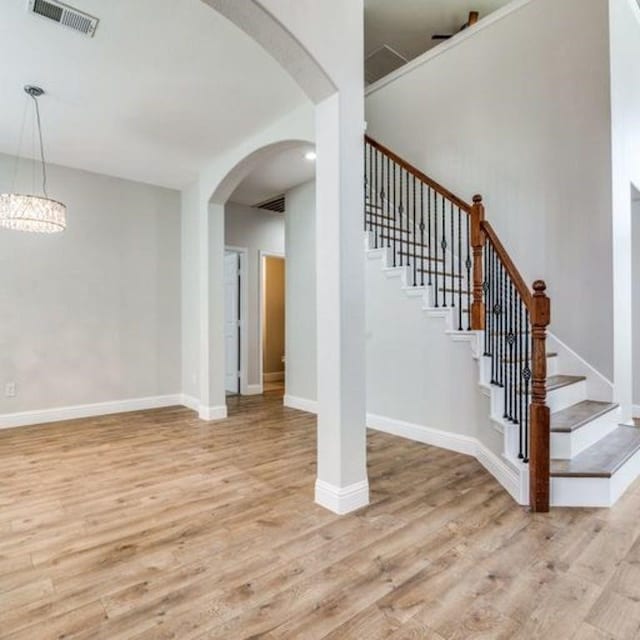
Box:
[181,181,200,402]
[366,0,613,380]
[285,180,317,404]
[609,0,640,418]
[225,202,285,387]
[633,195,640,407]
[365,256,496,449]
[0,154,181,416]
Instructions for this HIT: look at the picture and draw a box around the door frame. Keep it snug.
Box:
[259,250,286,392]
[225,246,249,395]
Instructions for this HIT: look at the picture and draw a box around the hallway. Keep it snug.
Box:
[1,394,640,639]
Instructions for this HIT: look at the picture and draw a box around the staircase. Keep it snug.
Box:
[364,135,640,510]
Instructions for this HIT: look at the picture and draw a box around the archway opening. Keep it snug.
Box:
[207,140,316,410]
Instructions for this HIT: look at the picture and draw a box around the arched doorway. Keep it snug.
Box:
[197,0,369,514]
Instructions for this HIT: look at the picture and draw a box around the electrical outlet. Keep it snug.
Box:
[5,382,16,397]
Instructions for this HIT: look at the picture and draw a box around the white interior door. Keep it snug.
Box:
[224,252,240,394]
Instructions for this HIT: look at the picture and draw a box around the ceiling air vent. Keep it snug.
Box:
[365,45,408,85]
[255,195,286,213]
[29,0,99,37]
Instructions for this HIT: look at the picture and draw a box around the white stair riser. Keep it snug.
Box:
[551,445,640,507]
[503,422,526,462]
[551,410,620,459]
[547,381,587,412]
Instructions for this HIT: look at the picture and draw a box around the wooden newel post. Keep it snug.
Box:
[470,194,485,330]
[529,280,551,512]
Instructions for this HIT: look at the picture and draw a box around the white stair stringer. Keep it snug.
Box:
[365,232,640,509]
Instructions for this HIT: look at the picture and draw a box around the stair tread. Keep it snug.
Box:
[551,400,619,433]
[514,374,585,395]
[547,375,586,391]
[551,425,640,478]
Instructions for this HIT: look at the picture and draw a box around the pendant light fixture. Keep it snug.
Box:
[0,85,66,233]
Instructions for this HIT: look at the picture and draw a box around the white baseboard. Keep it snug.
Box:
[476,442,525,505]
[315,479,369,515]
[284,395,318,414]
[198,405,228,421]
[367,412,525,504]
[263,371,284,382]
[181,394,200,411]
[244,384,263,396]
[633,404,640,418]
[0,394,185,430]
[366,413,477,456]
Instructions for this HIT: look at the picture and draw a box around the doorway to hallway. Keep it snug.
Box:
[261,254,286,393]
[224,249,244,395]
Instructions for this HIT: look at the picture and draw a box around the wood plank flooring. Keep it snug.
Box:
[2,390,640,639]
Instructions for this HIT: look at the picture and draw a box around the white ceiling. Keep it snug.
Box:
[0,0,307,189]
[230,143,315,206]
[364,0,513,61]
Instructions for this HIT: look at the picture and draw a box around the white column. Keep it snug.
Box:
[199,199,227,420]
[314,86,368,514]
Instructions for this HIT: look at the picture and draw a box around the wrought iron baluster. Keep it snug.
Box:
[364,143,369,231]
[484,243,490,355]
[400,169,406,267]
[434,192,439,308]
[450,200,454,309]
[420,184,425,286]
[392,162,397,265]
[457,206,462,330]
[510,280,515,420]
[440,196,447,307]
[411,176,424,287]
[491,247,497,383]
[466,212,472,331]
[427,187,432,287]
[372,147,377,247]
[405,168,410,275]
[496,260,504,388]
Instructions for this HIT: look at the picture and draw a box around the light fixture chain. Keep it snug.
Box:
[30,93,48,198]
[11,98,30,193]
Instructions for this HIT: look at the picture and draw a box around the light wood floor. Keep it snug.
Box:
[2,392,640,639]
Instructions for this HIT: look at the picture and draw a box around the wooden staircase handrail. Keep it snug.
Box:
[364,135,472,214]
[481,220,533,309]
